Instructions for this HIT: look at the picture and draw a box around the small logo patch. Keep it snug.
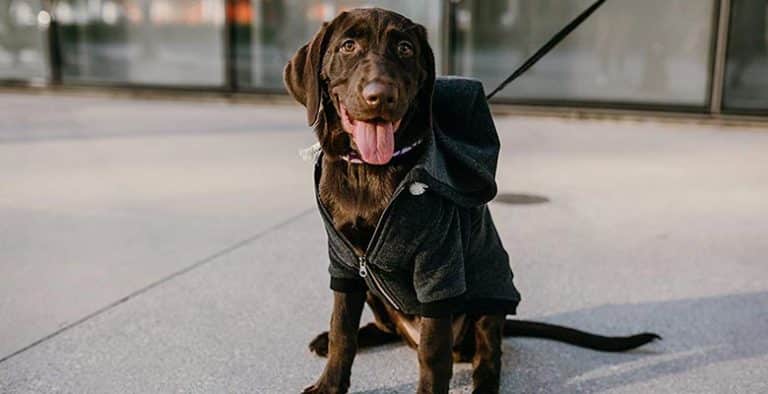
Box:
[409,182,429,196]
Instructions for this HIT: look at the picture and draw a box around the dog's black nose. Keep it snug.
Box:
[363,82,396,108]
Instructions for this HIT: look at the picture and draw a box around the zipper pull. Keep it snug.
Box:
[358,256,368,278]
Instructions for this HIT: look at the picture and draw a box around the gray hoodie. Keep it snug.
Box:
[314,77,521,317]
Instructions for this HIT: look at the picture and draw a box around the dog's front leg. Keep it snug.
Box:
[303,290,365,394]
[417,316,453,394]
[471,315,505,393]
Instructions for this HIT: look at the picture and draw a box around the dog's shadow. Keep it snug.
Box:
[355,291,768,393]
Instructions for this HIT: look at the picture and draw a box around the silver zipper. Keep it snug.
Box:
[360,255,400,310]
[358,256,368,278]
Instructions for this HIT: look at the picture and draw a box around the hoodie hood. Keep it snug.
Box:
[409,77,500,208]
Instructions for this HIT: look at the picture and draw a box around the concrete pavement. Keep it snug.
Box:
[1,93,767,393]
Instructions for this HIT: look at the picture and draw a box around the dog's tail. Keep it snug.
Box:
[504,319,661,352]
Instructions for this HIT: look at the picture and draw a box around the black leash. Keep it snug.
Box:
[486,0,607,100]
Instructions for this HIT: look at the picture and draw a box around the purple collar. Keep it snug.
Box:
[340,139,424,164]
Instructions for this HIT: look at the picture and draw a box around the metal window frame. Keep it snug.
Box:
[709,0,731,115]
[224,0,240,91]
[718,0,768,116]
[47,16,62,85]
[440,0,456,75]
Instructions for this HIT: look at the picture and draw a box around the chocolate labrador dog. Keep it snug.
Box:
[284,8,659,394]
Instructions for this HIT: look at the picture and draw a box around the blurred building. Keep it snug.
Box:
[1,0,766,116]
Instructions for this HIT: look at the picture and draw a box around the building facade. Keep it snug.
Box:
[1,0,766,116]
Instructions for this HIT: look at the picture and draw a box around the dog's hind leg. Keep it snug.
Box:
[471,314,505,394]
[303,291,365,394]
[308,322,400,357]
[359,322,401,347]
[309,292,402,357]
[365,291,401,334]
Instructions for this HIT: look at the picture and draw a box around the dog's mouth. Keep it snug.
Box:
[339,101,402,165]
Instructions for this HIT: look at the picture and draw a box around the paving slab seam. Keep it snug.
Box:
[0,207,314,365]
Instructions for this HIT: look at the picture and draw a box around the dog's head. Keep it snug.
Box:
[284,8,435,165]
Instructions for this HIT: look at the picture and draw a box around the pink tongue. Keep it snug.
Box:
[352,120,395,165]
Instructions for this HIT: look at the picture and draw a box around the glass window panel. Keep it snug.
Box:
[723,0,768,112]
[55,0,226,86]
[453,0,716,106]
[0,0,48,81]
[241,0,442,89]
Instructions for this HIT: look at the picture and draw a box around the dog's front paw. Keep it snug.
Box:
[302,381,346,394]
[301,383,327,394]
[308,331,329,357]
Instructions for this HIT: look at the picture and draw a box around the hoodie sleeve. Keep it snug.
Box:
[412,202,468,317]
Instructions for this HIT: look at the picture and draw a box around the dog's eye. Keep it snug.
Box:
[397,41,414,58]
[340,39,357,53]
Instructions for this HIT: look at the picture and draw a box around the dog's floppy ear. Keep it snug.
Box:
[283,22,334,126]
[415,24,436,127]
